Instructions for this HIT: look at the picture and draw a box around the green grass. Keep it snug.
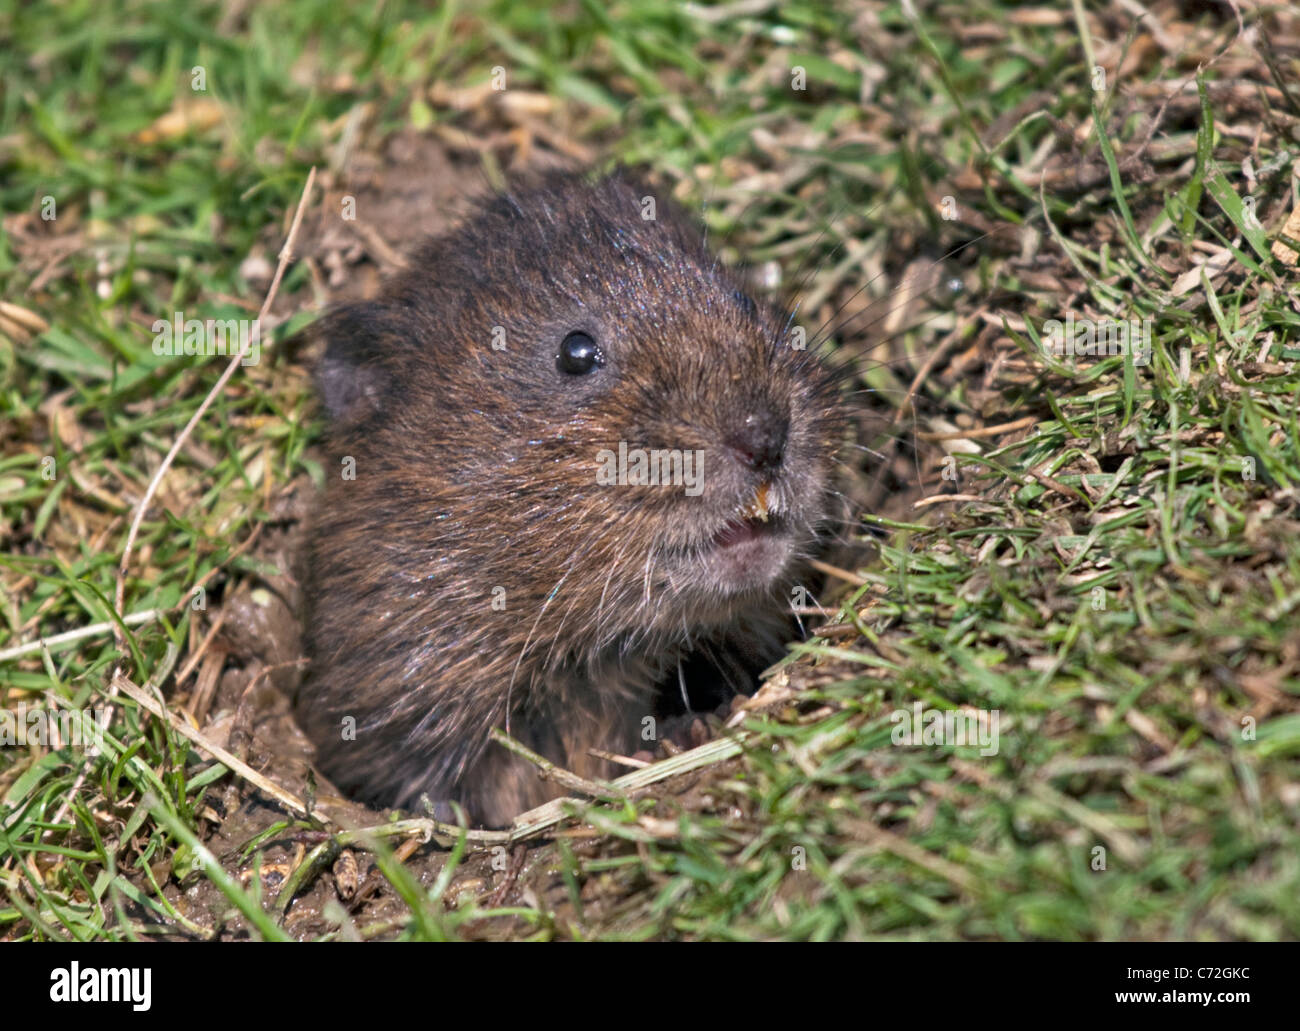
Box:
[3,0,1300,940]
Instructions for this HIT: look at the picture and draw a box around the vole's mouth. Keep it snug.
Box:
[710,480,778,547]
[667,481,796,596]
[712,515,778,550]
[682,510,794,596]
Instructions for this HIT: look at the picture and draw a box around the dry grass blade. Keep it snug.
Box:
[111,671,330,823]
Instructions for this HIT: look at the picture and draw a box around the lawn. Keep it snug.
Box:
[2,0,1299,940]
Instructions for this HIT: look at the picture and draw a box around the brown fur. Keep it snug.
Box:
[296,171,845,826]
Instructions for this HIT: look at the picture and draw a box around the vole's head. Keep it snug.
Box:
[316,172,845,638]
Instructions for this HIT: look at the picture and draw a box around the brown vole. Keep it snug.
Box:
[297,171,845,826]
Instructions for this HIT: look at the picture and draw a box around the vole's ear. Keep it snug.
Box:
[314,303,412,425]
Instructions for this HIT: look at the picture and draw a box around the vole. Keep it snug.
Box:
[296,171,846,827]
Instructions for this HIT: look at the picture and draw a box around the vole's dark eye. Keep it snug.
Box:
[557,331,604,375]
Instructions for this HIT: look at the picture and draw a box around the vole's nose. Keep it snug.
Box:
[725,410,788,475]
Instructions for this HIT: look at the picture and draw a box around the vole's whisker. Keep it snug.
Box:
[808,225,1015,357]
